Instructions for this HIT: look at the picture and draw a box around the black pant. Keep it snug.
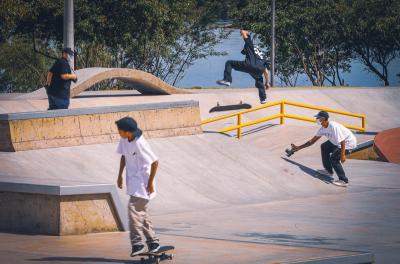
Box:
[320,140,350,183]
[47,93,70,110]
[223,60,266,101]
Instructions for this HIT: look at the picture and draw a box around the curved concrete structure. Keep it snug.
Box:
[374,127,400,164]
[18,67,190,100]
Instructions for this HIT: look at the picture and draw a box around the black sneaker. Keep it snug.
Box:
[131,245,147,257]
[148,242,161,253]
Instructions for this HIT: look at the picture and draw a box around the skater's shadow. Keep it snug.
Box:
[29,256,140,263]
[281,157,333,184]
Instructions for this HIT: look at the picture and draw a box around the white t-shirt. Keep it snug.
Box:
[116,136,158,200]
[316,121,357,150]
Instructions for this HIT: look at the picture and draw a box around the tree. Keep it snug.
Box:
[235,0,353,86]
[341,0,400,86]
[0,0,229,92]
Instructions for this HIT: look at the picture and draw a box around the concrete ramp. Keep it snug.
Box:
[374,127,400,164]
[18,67,191,100]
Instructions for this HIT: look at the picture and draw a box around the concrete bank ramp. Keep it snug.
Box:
[0,133,344,215]
[17,67,190,100]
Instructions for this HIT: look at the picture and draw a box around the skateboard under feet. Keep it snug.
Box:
[137,246,175,264]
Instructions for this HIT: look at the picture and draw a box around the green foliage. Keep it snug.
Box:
[0,38,52,92]
[0,0,230,92]
[341,0,400,86]
[235,0,399,86]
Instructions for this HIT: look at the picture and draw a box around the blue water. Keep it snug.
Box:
[178,30,400,88]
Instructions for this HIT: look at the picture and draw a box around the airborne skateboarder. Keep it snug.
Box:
[216,29,270,104]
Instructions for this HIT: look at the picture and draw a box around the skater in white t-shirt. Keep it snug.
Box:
[291,111,357,187]
[115,117,161,256]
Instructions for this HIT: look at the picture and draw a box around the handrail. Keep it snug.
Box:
[201,100,366,139]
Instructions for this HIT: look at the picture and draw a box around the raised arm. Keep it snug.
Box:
[240,29,250,39]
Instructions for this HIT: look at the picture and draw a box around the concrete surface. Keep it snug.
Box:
[0,232,373,264]
[0,191,122,235]
[1,87,399,137]
[374,127,400,164]
[1,87,400,263]
[0,132,399,262]
[0,100,201,151]
[16,68,191,100]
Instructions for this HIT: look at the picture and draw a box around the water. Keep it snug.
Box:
[178,29,400,88]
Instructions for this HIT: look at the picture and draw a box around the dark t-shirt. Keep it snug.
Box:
[241,36,267,71]
[48,58,72,98]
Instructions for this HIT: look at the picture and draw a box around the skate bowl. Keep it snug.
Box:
[17,67,191,100]
[374,127,400,164]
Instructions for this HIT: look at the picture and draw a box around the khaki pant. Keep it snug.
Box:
[128,196,158,246]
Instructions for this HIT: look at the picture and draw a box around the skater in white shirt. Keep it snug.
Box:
[291,111,357,187]
[115,117,161,256]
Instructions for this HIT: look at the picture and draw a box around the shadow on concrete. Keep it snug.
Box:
[202,130,232,138]
[29,257,137,263]
[203,124,277,138]
[281,157,333,184]
[241,124,277,137]
[234,232,346,246]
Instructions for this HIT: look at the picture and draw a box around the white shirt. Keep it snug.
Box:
[316,121,357,150]
[116,136,158,200]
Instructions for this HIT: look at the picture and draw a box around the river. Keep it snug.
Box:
[178,29,400,88]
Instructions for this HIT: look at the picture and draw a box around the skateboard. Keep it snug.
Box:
[209,101,252,113]
[138,246,175,264]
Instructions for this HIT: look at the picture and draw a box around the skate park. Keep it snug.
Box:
[1,67,400,263]
[1,0,400,263]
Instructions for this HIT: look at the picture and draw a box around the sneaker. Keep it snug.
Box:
[332,180,348,187]
[130,245,147,257]
[148,242,161,253]
[216,80,231,86]
[260,99,267,104]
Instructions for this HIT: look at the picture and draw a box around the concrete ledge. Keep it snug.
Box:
[0,100,198,121]
[0,100,202,151]
[0,181,128,235]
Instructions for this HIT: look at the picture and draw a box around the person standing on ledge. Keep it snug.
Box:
[290,111,357,187]
[45,48,77,110]
[216,29,270,104]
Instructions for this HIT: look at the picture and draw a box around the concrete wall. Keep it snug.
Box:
[0,100,202,151]
[0,192,122,235]
[60,194,121,235]
[0,192,60,235]
[348,146,382,161]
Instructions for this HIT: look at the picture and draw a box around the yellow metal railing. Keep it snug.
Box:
[201,100,366,139]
